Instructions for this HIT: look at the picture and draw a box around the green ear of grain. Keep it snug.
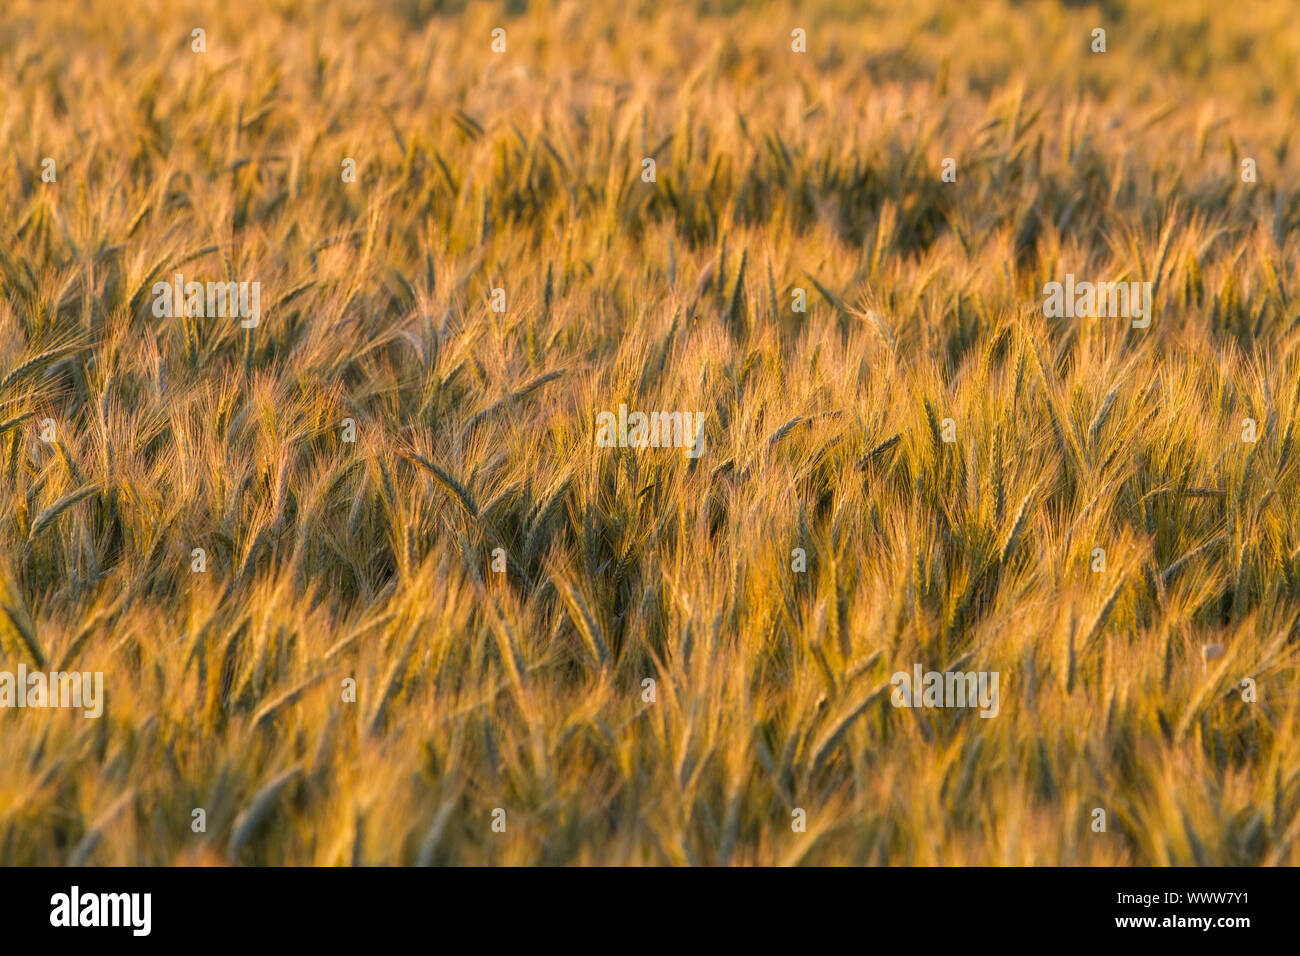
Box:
[227,766,303,861]
[0,562,43,667]
[549,562,611,670]
[0,345,88,395]
[809,681,892,773]
[397,449,479,520]
[29,484,100,539]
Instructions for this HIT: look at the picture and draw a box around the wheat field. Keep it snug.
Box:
[2,0,1299,865]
